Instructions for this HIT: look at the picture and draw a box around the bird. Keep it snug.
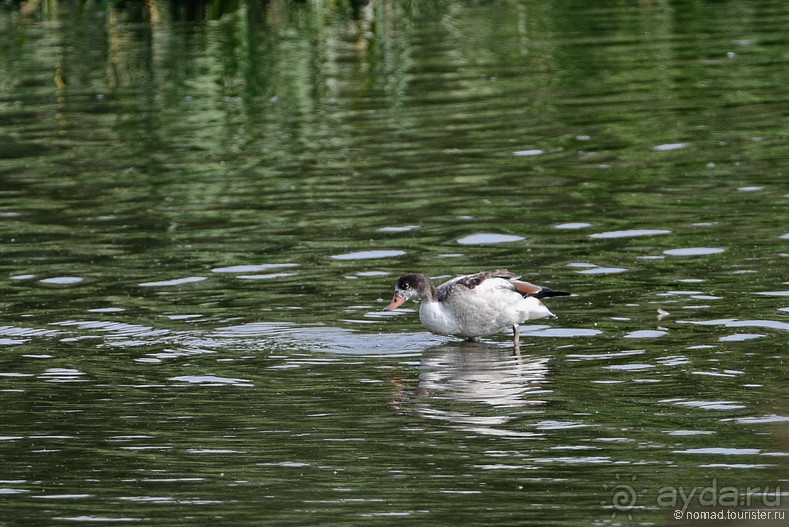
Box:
[383,269,569,351]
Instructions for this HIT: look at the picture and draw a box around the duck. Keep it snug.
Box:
[383,269,569,350]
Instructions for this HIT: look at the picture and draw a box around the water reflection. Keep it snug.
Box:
[396,341,551,438]
[1,0,788,524]
[211,321,446,356]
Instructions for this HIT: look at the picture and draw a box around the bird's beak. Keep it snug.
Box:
[384,294,406,311]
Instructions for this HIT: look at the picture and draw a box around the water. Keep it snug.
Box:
[1,1,787,525]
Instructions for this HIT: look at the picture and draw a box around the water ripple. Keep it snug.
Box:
[211,263,299,273]
[520,326,602,337]
[39,277,84,284]
[719,333,766,341]
[52,320,173,337]
[589,229,671,239]
[52,516,144,523]
[667,399,746,411]
[138,277,207,287]
[330,250,406,260]
[0,326,61,338]
[212,322,445,355]
[566,263,627,274]
[554,222,592,230]
[168,375,253,387]
[457,233,524,245]
[663,247,725,256]
[652,143,689,151]
[624,330,666,338]
[673,447,760,455]
[377,225,420,232]
[678,318,789,331]
[726,415,789,424]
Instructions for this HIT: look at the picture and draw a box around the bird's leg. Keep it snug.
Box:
[512,325,521,356]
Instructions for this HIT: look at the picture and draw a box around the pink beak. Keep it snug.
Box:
[384,294,406,311]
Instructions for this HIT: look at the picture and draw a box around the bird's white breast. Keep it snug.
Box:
[418,284,554,338]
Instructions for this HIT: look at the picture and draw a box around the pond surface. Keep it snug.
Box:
[1,1,787,525]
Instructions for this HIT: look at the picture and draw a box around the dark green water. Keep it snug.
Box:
[0,1,787,525]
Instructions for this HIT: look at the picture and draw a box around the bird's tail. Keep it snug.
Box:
[532,287,571,299]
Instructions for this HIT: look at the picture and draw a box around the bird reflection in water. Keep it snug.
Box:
[389,341,551,438]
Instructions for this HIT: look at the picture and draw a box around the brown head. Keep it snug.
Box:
[383,273,436,311]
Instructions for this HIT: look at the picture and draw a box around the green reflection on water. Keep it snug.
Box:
[0,0,787,525]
